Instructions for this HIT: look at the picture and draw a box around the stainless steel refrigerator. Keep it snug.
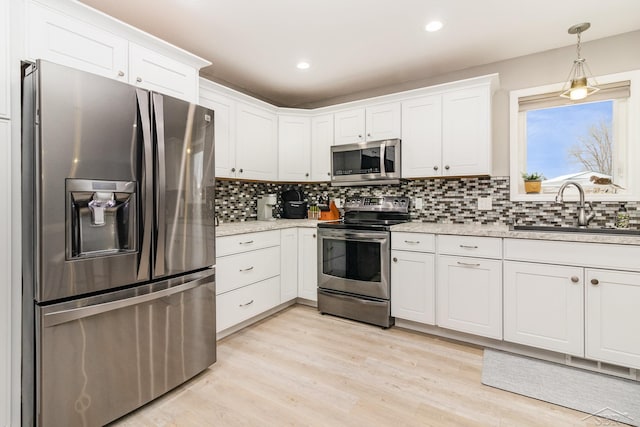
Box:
[21,60,217,427]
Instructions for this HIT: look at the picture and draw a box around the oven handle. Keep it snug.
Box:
[319,230,389,242]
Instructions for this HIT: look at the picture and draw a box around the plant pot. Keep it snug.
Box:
[524,180,542,194]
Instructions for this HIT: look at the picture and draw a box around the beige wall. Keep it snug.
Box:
[306,30,640,176]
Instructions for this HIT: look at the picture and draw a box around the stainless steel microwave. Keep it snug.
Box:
[330,139,401,186]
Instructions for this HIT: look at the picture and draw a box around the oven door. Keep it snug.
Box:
[317,228,390,299]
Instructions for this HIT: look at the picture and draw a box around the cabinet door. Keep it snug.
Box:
[441,86,491,176]
[437,255,502,339]
[586,269,640,369]
[235,102,278,181]
[401,96,442,178]
[200,87,236,178]
[280,228,298,303]
[129,43,197,102]
[311,114,333,181]
[391,250,435,324]
[278,115,311,181]
[365,102,401,141]
[28,3,128,82]
[0,119,10,427]
[334,108,365,145]
[504,261,584,356]
[0,0,9,119]
[298,228,318,301]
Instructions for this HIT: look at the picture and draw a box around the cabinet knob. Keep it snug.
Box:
[367,133,371,137]
[313,233,316,238]
[305,173,309,177]
[591,278,599,285]
[445,165,450,170]
[117,70,125,77]
[327,172,331,176]
[231,167,236,172]
[239,168,244,173]
[358,134,363,139]
[136,77,142,83]
[393,257,398,263]
[433,166,439,171]
[570,276,580,283]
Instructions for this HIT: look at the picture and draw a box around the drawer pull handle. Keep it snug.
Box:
[571,276,580,283]
[239,240,254,245]
[404,240,420,244]
[457,261,480,267]
[459,245,478,249]
[239,299,254,307]
[591,279,599,286]
[239,266,254,272]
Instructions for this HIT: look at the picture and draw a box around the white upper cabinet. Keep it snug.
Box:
[310,114,333,181]
[401,76,496,178]
[0,0,9,119]
[278,115,311,181]
[28,2,128,82]
[366,103,401,141]
[26,1,208,102]
[235,102,278,181]
[441,86,491,176]
[334,102,400,145]
[401,95,442,178]
[199,83,236,178]
[129,43,197,101]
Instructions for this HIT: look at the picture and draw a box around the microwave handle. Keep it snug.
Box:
[380,142,386,175]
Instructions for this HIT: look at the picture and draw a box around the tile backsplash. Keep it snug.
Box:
[214,177,639,228]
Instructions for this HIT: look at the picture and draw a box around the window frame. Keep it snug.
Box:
[509,70,640,202]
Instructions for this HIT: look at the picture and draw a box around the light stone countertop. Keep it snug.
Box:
[216,219,640,245]
[391,221,640,245]
[215,219,323,237]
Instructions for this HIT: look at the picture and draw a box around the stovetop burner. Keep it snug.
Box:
[317,195,411,231]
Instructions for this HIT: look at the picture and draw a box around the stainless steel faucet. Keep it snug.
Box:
[555,181,595,227]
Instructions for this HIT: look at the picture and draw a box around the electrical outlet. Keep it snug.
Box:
[477,196,492,211]
[414,197,423,210]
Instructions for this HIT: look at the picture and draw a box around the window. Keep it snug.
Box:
[510,70,640,201]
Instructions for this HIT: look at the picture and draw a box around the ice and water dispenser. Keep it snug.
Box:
[66,179,138,259]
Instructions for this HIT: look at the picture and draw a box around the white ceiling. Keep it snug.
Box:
[80,0,640,108]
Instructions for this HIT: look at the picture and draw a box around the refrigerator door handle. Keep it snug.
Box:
[42,274,213,327]
[152,93,166,277]
[136,89,153,280]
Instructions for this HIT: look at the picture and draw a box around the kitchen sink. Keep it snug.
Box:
[510,225,640,236]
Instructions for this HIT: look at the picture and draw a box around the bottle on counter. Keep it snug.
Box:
[616,203,630,229]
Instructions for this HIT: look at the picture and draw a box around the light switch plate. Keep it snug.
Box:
[477,196,492,211]
[413,197,423,210]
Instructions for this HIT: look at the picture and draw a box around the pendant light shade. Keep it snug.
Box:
[560,22,599,100]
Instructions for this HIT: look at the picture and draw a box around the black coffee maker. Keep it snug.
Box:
[280,188,307,219]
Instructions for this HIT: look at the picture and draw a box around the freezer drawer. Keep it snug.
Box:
[37,270,216,427]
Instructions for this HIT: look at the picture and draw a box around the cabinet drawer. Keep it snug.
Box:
[438,235,502,258]
[217,230,280,256]
[392,232,435,252]
[216,276,281,332]
[216,246,280,294]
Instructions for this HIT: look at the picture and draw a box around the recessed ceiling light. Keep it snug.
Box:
[296,61,310,70]
[425,21,443,32]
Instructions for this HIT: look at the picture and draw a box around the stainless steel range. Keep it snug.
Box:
[317,196,411,327]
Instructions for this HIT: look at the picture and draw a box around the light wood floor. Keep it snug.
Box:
[112,305,593,426]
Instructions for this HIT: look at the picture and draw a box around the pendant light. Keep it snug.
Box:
[560,22,599,101]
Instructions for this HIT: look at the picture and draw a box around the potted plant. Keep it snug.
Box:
[522,172,545,194]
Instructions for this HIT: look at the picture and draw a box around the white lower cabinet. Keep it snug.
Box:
[216,276,281,332]
[391,250,435,324]
[436,255,502,339]
[280,228,298,303]
[586,269,640,369]
[503,261,584,356]
[297,228,318,301]
[215,246,280,294]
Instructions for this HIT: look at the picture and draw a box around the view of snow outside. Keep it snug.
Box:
[526,100,617,193]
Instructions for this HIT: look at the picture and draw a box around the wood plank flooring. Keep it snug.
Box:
[112,305,593,426]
